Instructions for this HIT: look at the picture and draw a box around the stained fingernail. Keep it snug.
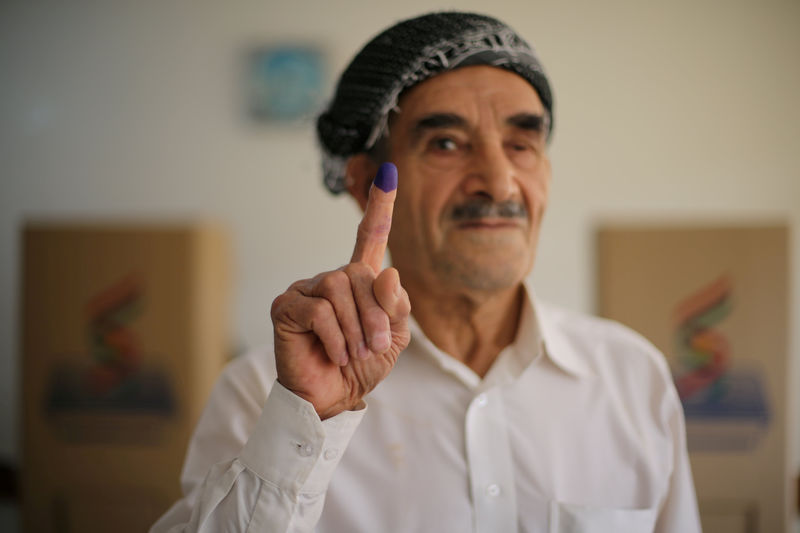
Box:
[373,162,398,192]
[371,332,391,353]
[357,341,371,360]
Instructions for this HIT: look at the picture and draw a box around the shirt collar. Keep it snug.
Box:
[406,280,592,384]
[406,314,483,388]
[524,280,593,378]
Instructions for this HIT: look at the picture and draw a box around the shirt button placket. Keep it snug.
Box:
[323,448,338,461]
[464,389,517,533]
[476,393,488,407]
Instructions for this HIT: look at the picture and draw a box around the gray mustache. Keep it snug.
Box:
[449,200,528,221]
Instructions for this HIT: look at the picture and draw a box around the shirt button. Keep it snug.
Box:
[323,448,338,460]
[476,393,488,407]
[297,443,314,457]
[486,484,501,497]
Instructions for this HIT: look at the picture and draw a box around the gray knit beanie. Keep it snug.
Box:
[316,11,553,194]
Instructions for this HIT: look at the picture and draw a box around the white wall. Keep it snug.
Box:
[1,0,798,522]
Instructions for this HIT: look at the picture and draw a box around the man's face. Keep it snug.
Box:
[384,65,552,295]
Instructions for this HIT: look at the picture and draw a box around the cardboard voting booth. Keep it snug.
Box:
[21,222,230,532]
[597,224,791,533]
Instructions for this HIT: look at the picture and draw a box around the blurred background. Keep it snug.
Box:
[1,0,798,531]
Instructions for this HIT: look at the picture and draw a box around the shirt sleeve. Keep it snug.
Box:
[150,359,365,533]
[654,383,702,533]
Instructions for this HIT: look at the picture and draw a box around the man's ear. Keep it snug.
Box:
[345,154,379,212]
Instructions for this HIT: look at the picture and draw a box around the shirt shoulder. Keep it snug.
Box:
[537,302,674,390]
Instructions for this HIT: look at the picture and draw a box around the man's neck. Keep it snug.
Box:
[406,282,525,378]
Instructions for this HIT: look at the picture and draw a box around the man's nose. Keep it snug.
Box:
[462,140,518,202]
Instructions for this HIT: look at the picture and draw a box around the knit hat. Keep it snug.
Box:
[316,11,553,194]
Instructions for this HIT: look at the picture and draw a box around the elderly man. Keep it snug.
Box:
[153,12,700,533]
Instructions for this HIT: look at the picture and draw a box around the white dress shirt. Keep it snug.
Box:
[152,286,701,533]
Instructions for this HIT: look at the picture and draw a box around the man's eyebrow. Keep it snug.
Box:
[507,113,547,132]
[411,113,467,142]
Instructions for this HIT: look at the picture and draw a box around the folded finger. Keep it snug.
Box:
[373,267,411,326]
[346,263,392,355]
[310,270,366,364]
[289,295,349,366]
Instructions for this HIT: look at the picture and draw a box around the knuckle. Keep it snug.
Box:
[359,214,390,239]
[317,269,349,295]
[288,278,311,292]
[270,279,313,320]
[270,292,290,319]
[350,261,375,278]
[308,298,333,325]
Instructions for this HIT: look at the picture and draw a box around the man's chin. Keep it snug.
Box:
[433,254,532,293]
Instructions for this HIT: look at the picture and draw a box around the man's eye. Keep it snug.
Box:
[507,141,531,152]
[432,137,458,151]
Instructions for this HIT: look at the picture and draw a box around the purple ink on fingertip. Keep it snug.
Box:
[373,162,398,192]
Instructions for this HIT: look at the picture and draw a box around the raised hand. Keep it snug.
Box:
[270,163,411,420]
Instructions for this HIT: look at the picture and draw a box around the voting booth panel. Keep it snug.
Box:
[597,224,790,533]
[20,223,230,533]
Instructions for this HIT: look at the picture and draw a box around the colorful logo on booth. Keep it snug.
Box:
[46,275,174,417]
[672,275,769,452]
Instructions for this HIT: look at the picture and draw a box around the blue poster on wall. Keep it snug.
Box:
[247,46,325,121]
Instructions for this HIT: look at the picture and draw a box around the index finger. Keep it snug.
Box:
[350,162,398,272]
